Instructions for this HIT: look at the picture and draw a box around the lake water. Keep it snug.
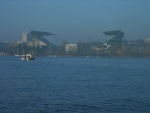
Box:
[0,56,150,113]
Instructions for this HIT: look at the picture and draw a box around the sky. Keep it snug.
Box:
[0,0,150,45]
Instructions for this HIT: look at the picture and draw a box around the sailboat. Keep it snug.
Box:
[15,48,20,56]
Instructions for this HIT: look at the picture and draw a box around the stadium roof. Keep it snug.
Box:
[30,31,55,36]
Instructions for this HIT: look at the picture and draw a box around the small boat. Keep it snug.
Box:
[15,54,20,57]
[22,54,35,60]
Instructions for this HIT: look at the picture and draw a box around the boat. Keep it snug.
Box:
[15,54,20,57]
[22,54,35,60]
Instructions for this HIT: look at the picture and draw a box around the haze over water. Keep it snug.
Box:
[0,0,150,44]
[0,56,150,112]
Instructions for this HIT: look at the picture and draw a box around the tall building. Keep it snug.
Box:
[22,33,28,42]
[22,33,33,43]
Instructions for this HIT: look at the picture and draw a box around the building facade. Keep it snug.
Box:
[65,44,77,54]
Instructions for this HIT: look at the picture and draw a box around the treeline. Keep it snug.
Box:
[1,39,150,57]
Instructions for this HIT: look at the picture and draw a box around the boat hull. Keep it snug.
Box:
[22,57,35,60]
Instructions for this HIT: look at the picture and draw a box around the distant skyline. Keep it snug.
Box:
[0,0,150,45]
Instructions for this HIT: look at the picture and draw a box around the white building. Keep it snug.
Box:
[144,38,150,44]
[65,44,77,54]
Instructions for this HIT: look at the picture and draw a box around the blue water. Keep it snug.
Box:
[0,56,150,113]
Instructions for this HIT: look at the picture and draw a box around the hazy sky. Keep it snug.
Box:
[0,0,150,44]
